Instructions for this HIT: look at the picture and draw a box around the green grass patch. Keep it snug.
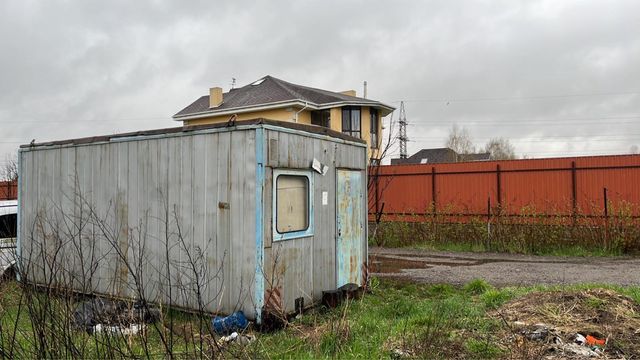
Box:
[2,278,640,359]
[464,279,492,295]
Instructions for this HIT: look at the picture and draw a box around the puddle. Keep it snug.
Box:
[372,251,580,267]
[369,252,581,278]
[369,255,431,274]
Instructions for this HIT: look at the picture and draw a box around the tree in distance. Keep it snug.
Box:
[484,137,517,160]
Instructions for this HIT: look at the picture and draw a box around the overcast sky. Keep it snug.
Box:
[1,0,639,166]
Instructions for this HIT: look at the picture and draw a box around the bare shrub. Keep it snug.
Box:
[1,187,266,359]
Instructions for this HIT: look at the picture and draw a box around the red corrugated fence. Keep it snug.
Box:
[369,154,640,222]
[0,180,17,200]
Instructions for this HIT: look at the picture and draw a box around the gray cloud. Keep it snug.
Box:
[1,0,639,164]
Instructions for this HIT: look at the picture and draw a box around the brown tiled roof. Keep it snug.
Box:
[173,75,394,119]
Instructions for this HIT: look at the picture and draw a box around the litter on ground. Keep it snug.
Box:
[492,288,640,358]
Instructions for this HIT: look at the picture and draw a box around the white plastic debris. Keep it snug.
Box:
[221,332,239,343]
[561,343,602,357]
[93,323,145,335]
[220,331,255,346]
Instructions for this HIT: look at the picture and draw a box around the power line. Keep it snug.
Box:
[392,90,640,104]
[407,115,640,125]
[0,116,170,124]
[411,134,640,141]
[410,120,638,127]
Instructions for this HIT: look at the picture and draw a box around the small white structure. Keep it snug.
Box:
[0,200,17,276]
[18,120,368,322]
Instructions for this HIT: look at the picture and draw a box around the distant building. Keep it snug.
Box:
[391,147,491,165]
[173,75,395,161]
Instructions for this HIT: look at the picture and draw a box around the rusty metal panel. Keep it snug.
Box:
[264,237,314,314]
[263,128,367,312]
[19,123,367,321]
[336,169,364,287]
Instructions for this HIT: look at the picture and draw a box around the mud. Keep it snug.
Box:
[370,247,640,286]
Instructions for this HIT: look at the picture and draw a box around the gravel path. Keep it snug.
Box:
[369,247,640,287]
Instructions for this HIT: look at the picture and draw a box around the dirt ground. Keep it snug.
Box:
[369,247,640,286]
[492,288,640,358]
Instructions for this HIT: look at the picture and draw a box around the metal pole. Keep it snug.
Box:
[496,164,502,209]
[603,187,608,218]
[487,196,491,239]
[604,187,609,250]
[431,167,436,215]
[571,161,577,225]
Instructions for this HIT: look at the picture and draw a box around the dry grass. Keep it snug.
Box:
[492,289,640,358]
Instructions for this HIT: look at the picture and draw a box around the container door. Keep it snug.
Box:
[336,169,364,288]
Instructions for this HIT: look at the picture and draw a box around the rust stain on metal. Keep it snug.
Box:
[264,286,283,313]
[361,262,369,287]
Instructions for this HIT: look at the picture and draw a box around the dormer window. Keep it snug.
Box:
[341,106,361,139]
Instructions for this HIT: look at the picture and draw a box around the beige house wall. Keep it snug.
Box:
[183,105,383,161]
[185,108,313,126]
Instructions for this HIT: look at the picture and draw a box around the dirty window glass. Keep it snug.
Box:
[341,107,361,138]
[0,214,16,239]
[370,108,379,149]
[311,110,331,128]
[276,175,309,233]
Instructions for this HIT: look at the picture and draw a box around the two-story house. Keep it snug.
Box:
[173,75,395,160]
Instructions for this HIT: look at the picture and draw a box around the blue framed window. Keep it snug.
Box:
[273,169,314,241]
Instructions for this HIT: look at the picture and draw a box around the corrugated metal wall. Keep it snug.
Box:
[370,154,640,221]
[19,129,258,317]
[262,127,367,314]
[19,123,369,320]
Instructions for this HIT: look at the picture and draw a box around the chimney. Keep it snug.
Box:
[340,90,356,97]
[209,87,223,108]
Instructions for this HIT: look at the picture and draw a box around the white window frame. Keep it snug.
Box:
[272,169,314,241]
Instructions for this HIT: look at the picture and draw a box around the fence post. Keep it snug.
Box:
[603,187,609,250]
[496,164,502,210]
[487,196,491,250]
[374,171,380,216]
[431,167,437,215]
[571,161,577,225]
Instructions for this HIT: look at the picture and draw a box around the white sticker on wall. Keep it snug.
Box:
[322,191,328,205]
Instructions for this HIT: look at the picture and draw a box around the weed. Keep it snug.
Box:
[464,338,503,358]
[481,289,514,309]
[585,297,606,310]
[371,203,640,256]
[425,284,455,298]
[464,279,492,295]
